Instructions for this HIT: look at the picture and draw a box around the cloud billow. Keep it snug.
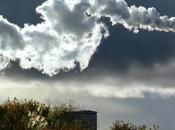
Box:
[0,0,175,76]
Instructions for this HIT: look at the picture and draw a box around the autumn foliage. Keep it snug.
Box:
[0,98,159,130]
[0,98,84,130]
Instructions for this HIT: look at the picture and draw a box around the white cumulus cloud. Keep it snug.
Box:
[0,0,175,76]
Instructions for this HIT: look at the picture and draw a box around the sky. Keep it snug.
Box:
[0,0,175,129]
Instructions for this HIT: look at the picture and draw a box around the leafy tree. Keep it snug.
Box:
[0,98,85,130]
[110,120,159,130]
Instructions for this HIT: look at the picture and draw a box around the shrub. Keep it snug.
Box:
[110,120,159,130]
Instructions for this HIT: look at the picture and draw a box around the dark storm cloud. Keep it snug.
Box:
[0,0,175,94]
[1,0,175,76]
[91,0,175,74]
[92,21,175,72]
[0,0,174,78]
[0,1,175,130]
[0,0,174,95]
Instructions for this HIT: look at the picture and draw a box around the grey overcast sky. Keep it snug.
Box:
[0,0,175,129]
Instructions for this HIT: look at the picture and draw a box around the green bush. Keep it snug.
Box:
[110,120,159,130]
